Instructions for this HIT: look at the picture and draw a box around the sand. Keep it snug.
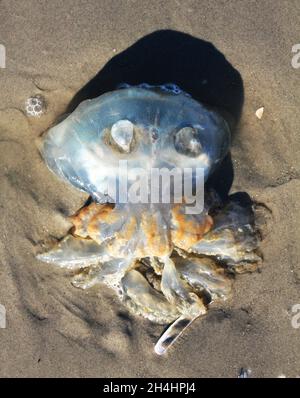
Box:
[0,0,300,377]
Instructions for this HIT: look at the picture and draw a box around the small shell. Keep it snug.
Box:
[255,107,264,119]
[25,95,46,117]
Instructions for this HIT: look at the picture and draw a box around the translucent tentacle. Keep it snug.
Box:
[72,257,133,290]
[153,257,207,355]
[191,200,261,271]
[175,256,232,302]
[121,269,180,324]
[161,257,206,318]
[36,235,110,269]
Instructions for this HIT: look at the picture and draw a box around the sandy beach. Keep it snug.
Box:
[0,0,300,377]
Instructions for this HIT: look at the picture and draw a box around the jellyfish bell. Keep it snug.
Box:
[40,84,231,204]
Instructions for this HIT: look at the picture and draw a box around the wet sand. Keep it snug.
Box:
[0,0,300,377]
